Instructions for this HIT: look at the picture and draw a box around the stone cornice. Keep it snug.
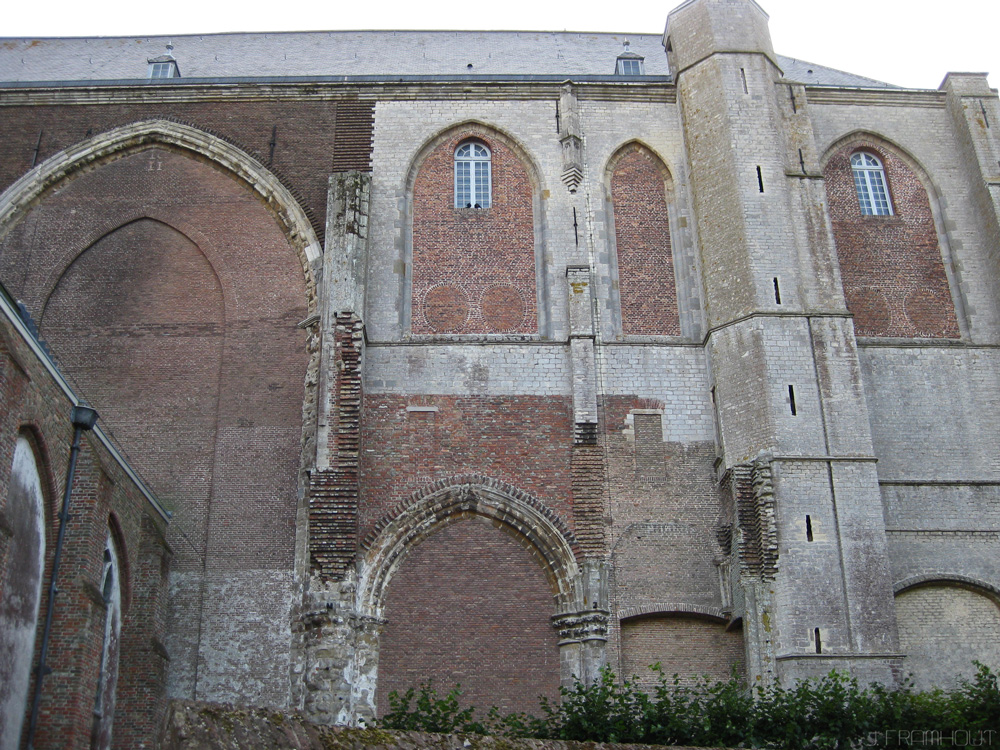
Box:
[0,78,676,106]
[804,86,946,108]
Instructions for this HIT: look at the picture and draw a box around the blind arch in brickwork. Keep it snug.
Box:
[358,475,581,618]
[893,577,1000,690]
[604,141,681,336]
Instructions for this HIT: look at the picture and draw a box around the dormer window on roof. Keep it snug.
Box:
[616,40,644,76]
[147,43,180,79]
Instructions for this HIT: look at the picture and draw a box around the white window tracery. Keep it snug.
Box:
[455,142,491,209]
[851,152,893,216]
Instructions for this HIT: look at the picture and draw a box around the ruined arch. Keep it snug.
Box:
[359,475,580,618]
[604,141,681,336]
[0,119,319,313]
[403,122,549,336]
[361,476,578,716]
[820,131,963,338]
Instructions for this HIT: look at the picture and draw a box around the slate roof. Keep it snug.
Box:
[0,31,896,88]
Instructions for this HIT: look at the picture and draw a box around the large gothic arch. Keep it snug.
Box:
[0,118,319,709]
[0,119,320,312]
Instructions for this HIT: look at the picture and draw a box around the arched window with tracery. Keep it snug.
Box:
[851,152,893,216]
[454,142,492,209]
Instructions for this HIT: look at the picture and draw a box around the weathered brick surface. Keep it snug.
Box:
[0,146,310,707]
[620,615,745,685]
[610,146,680,336]
[824,143,959,338]
[311,314,363,580]
[0,99,374,243]
[411,131,536,334]
[0,296,170,750]
[895,584,1000,690]
[376,519,561,717]
[359,395,574,541]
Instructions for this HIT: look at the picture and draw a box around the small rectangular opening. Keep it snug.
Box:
[740,67,748,94]
[788,385,797,416]
[756,166,764,193]
[805,515,813,542]
[773,277,781,305]
[814,627,823,654]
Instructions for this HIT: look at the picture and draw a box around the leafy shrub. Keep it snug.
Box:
[381,662,1000,749]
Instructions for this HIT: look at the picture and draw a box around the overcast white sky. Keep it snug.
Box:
[4,0,997,90]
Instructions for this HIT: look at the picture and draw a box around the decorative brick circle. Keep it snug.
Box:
[423,284,469,332]
[480,285,526,332]
[849,286,891,336]
[905,285,952,337]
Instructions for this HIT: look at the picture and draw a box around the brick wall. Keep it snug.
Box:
[0,99,374,243]
[603,397,723,610]
[411,132,536,334]
[0,145,310,707]
[376,518,561,717]
[0,296,170,750]
[359,395,573,541]
[824,144,959,338]
[610,147,680,336]
[620,615,744,686]
[895,584,1000,690]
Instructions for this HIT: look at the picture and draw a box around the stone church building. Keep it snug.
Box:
[1,0,999,746]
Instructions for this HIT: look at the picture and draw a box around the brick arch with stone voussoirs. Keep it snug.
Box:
[821,131,961,339]
[359,476,582,717]
[0,119,319,708]
[405,121,548,336]
[604,140,681,337]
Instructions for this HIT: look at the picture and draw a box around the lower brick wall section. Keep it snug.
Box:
[376,518,561,718]
[895,584,1000,690]
[620,615,745,686]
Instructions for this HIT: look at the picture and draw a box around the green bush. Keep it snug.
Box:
[380,662,1000,748]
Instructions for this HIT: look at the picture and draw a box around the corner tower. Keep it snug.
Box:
[666,0,902,686]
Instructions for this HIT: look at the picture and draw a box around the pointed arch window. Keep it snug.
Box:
[91,533,122,750]
[455,142,491,208]
[851,152,893,216]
